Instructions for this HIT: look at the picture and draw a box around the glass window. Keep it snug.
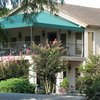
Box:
[34,35,41,45]
[25,36,31,42]
[60,34,66,47]
[75,32,82,54]
[10,37,17,42]
[88,32,94,54]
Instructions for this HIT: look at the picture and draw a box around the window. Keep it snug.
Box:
[60,34,66,47]
[10,37,17,42]
[34,35,41,45]
[25,36,31,42]
[88,32,94,54]
[75,32,82,54]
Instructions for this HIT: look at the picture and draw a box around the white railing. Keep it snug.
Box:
[0,42,83,57]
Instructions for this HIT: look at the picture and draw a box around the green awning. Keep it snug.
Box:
[0,12,84,32]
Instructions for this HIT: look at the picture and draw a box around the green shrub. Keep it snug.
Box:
[60,78,69,89]
[78,55,100,99]
[0,78,35,93]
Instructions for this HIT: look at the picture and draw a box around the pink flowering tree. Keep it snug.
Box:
[0,57,30,80]
[32,40,67,94]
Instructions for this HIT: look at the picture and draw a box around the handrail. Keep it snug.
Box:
[0,42,83,57]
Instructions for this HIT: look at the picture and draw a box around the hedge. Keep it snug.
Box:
[0,78,35,93]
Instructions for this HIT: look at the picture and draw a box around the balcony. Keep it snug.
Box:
[0,42,83,57]
[0,42,31,56]
[64,43,83,57]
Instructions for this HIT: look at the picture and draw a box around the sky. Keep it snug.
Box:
[65,0,100,8]
[1,0,100,9]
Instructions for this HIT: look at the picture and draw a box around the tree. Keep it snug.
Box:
[32,40,67,94]
[0,7,9,17]
[0,0,57,41]
[0,0,57,17]
[78,55,100,100]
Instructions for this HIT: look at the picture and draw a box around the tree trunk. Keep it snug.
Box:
[44,79,51,94]
[44,76,56,94]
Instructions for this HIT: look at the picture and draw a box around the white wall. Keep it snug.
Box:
[94,29,100,55]
[84,27,100,57]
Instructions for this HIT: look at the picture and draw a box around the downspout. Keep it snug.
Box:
[82,31,84,57]
[30,26,33,42]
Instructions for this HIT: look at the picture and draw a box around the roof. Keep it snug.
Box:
[57,4,100,27]
[0,11,84,31]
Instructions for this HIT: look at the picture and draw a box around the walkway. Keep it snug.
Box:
[0,93,85,100]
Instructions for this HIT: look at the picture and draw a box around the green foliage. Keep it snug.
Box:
[78,55,100,99]
[32,41,67,93]
[0,78,35,93]
[13,0,57,24]
[21,0,57,14]
[0,59,30,80]
[0,7,10,17]
[80,55,100,76]
[60,78,69,89]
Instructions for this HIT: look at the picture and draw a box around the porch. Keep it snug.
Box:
[0,12,84,58]
[0,41,83,57]
[0,27,84,58]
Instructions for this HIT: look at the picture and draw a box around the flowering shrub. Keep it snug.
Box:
[0,59,30,80]
[59,87,67,94]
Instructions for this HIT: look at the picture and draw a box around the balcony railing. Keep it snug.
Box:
[0,42,31,56]
[0,42,83,57]
[63,43,83,57]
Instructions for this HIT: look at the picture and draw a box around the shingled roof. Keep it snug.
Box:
[57,4,100,27]
[3,3,100,28]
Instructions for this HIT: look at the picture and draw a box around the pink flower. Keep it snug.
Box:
[52,39,57,44]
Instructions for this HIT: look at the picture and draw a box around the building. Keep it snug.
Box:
[0,3,100,93]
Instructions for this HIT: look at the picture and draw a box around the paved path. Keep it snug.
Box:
[0,93,85,100]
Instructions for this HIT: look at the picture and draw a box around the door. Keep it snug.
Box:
[48,32,57,42]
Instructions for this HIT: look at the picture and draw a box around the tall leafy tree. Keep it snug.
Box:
[0,0,57,17]
[78,55,100,100]
[0,0,57,41]
[32,40,67,94]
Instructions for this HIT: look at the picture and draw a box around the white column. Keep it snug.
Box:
[30,26,33,42]
[56,72,63,94]
[29,57,37,84]
[29,65,37,84]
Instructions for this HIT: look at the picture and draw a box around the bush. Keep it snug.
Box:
[59,78,69,94]
[78,55,100,100]
[60,78,69,89]
[0,78,35,93]
[0,59,30,80]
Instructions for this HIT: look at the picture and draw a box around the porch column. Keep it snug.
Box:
[30,26,33,42]
[57,29,60,41]
[29,57,37,85]
[56,72,63,94]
